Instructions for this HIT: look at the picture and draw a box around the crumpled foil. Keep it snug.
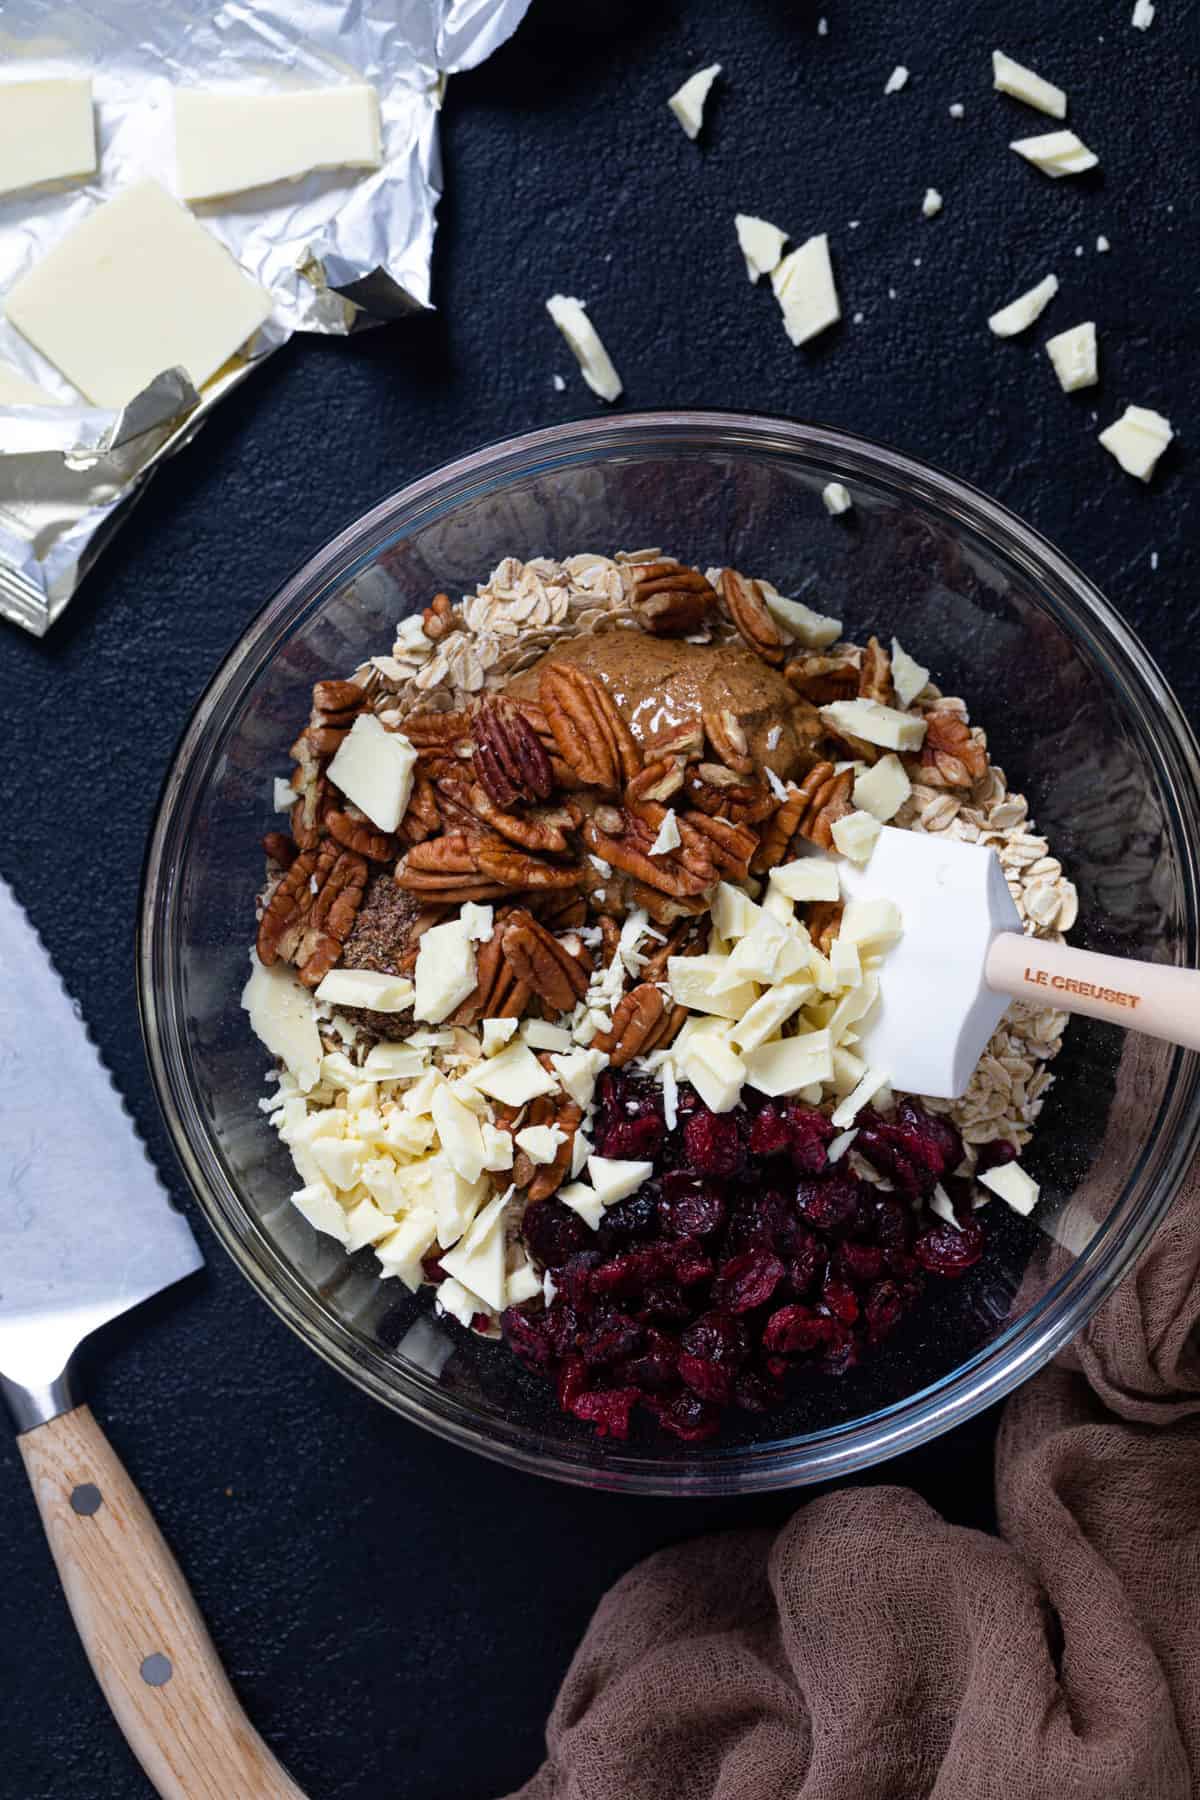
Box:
[0,0,530,635]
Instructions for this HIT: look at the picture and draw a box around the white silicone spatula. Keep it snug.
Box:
[838,826,1200,1099]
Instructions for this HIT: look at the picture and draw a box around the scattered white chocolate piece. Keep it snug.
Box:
[1099,405,1174,481]
[546,294,623,403]
[1045,321,1098,393]
[772,234,841,346]
[822,480,852,515]
[991,50,1066,118]
[1132,0,1155,27]
[328,711,417,832]
[921,188,943,218]
[1010,130,1097,177]
[987,273,1058,338]
[0,78,95,199]
[978,1160,1040,1216]
[890,638,930,709]
[667,63,721,140]
[884,66,909,94]
[735,213,788,282]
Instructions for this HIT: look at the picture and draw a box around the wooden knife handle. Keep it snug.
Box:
[18,1404,306,1799]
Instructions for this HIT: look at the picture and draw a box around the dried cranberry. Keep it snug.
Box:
[785,1102,836,1173]
[795,1170,861,1235]
[658,1174,726,1239]
[872,1195,914,1250]
[636,1283,694,1326]
[669,1240,714,1287]
[837,1241,884,1286]
[763,1304,833,1355]
[733,1370,785,1413]
[589,1245,670,1297]
[863,1279,907,1344]
[599,1189,659,1244]
[523,1197,591,1268]
[914,1215,985,1277]
[620,1329,679,1393]
[855,1100,964,1199]
[679,1311,749,1367]
[501,1305,555,1367]
[570,1386,640,1439]
[819,1323,858,1376]
[713,1248,786,1313]
[542,1302,581,1359]
[820,1274,860,1325]
[556,1251,603,1308]
[556,1355,589,1410]
[748,1102,792,1158]
[652,1391,721,1441]
[597,1110,666,1161]
[683,1109,743,1177]
[421,1249,449,1284]
[975,1138,1018,1176]
[580,1307,643,1367]
[786,1227,825,1296]
[725,1187,796,1257]
[678,1354,735,1405]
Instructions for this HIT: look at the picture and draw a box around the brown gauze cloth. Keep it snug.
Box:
[510,1172,1200,1800]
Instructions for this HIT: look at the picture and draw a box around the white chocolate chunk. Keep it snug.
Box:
[826,1127,858,1164]
[759,583,842,648]
[840,897,903,951]
[174,84,381,202]
[822,481,852,515]
[310,1137,365,1192]
[884,65,909,93]
[991,50,1067,118]
[375,1207,439,1290]
[1010,130,1097,177]
[667,63,721,139]
[929,1184,962,1230]
[546,294,623,402]
[819,698,927,751]
[440,1192,510,1312]
[770,858,841,903]
[712,881,762,939]
[315,969,414,1012]
[468,1040,558,1107]
[1132,0,1155,27]
[481,1017,520,1055]
[431,1084,487,1184]
[680,1026,746,1113]
[979,1160,1040,1215]
[514,1124,566,1166]
[549,1048,608,1110]
[1045,321,1098,393]
[5,181,273,410]
[743,1030,834,1097]
[343,1195,395,1253]
[436,1276,486,1327]
[988,273,1058,337]
[242,958,323,1093]
[586,1157,654,1206]
[362,1043,427,1079]
[0,78,96,199]
[327,713,417,834]
[1099,405,1173,481]
[413,914,478,1024]
[735,213,787,281]
[921,188,943,218]
[521,1019,573,1051]
[829,937,862,987]
[890,638,930,709]
[291,1182,351,1246]
[852,753,911,823]
[667,954,758,1020]
[729,979,814,1053]
[429,1160,489,1248]
[506,1260,543,1307]
[831,809,883,864]
[830,1065,890,1127]
[772,234,841,346]
[649,810,682,855]
[557,1182,607,1231]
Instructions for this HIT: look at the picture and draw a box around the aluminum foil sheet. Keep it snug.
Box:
[0,0,530,634]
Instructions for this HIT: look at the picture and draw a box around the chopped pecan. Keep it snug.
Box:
[785,650,860,704]
[581,811,714,898]
[718,568,787,667]
[501,909,591,1013]
[326,807,397,862]
[752,787,805,873]
[859,636,895,706]
[597,915,622,963]
[450,913,533,1026]
[684,764,776,826]
[703,705,754,775]
[422,594,456,640]
[402,709,472,750]
[257,848,322,965]
[625,755,688,810]
[513,1093,583,1202]
[806,900,844,957]
[908,711,988,790]
[629,883,711,926]
[311,679,365,728]
[294,849,369,988]
[796,763,855,851]
[539,664,642,794]
[592,983,685,1067]
[395,774,441,846]
[647,718,706,763]
[262,831,298,870]
[531,891,589,932]
[640,916,706,983]
[630,560,717,636]
[395,835,511,902]
[472,695,555,809]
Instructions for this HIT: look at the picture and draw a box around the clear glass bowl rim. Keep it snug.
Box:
[138,409,1200,1496]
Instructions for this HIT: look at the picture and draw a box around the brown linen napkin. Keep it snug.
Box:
[509,1170,1200,1800]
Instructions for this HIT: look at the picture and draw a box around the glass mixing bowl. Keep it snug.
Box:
[139,412,1200,1495]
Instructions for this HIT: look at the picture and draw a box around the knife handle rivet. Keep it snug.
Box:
[70,1483,103,1516]
[140,1653,173,1687]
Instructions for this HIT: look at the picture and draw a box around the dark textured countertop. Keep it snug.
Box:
[2,3,1196,1795]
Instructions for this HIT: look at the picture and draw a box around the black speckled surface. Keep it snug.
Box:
[2,3,1197,1796]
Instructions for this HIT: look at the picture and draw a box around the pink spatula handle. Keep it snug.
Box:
[986,932,1200,1052]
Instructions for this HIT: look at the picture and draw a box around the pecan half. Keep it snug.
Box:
[630,560,717,637]
[539,664,642,794]
[626,755,688,810]
[908,711,988,790]
[647,718,706,763]
[395,774,441,846]
[257,848,322,965]
[395,835,511,902]
[422,593,456,640]
[718,568,787,667]
[796,763,854,851]
[295,848,369,987]
[513,1093,583,1202]
[531,891,589,932]
[450,913,533,1026]
[501,910,591,1013]
[592,983,685,1067]
[680,810,758,882]
[437,779,573,856]
[684,764,776,826]
[581,811,714,898]
[312,679,365,728]
[806,900,844,957]
[752,787,805,873]
[262,831,298,870]
[629,883,712,926]
[785,650,860,704]
[402,709,472,751]
[326,807,397,862]
[639,916,706,983]
[474,840,587,893]
[703,704,754,775]
[859,636,895,706]
[472,695,555,809]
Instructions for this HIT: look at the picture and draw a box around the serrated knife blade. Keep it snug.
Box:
[0,876,201,1417]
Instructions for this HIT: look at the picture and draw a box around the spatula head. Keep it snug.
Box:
[839,826,1022,1099]
[0,880,202,1395]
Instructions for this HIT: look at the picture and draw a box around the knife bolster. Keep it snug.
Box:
[2,1357,81,1433]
